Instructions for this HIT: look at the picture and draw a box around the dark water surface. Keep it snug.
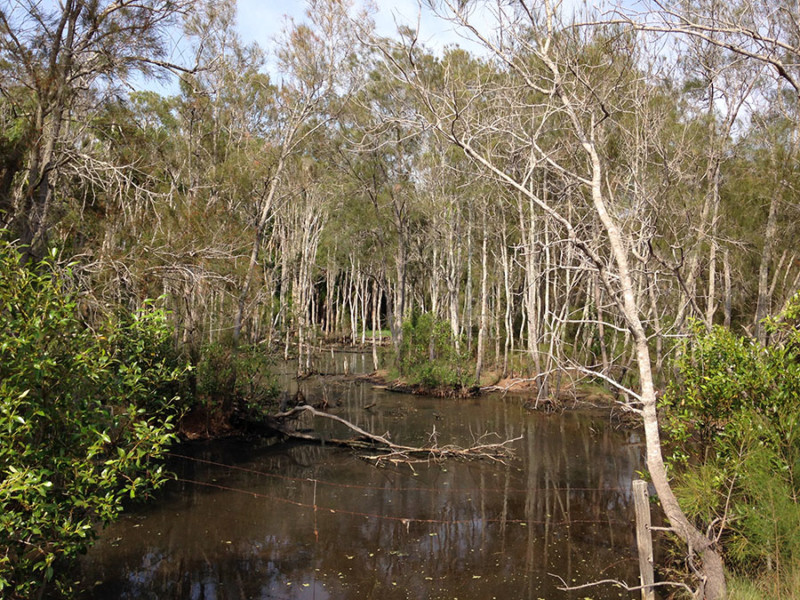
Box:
[79,358,645,599]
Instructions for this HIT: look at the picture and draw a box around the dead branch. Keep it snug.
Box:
[549,573,695,596]
[269,405,521,464]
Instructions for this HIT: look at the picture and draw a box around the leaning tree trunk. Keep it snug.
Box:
[581,132,727,600]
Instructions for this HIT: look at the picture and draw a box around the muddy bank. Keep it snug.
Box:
[360,369,620,409]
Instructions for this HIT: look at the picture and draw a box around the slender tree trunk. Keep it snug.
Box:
[705,171,722,329]
[430,245,440,318]
[371,278,380,371]
[234,155,285,347]
[394,244,407,351]
[723,249,732,329]
[494,282,502,367]
[475,219,489,383]
[539,209,553,401]
[501,219,513,377]
[594,273,610,374]
[464,205,474,353]
[647,272,664,379]
[361,274,368,345]
[755,191,779,343]
[325,253,336,337]
[520,193,542,380]
[447,212,461,349]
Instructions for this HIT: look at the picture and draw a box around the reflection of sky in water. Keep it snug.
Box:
[125,550,164,592]
[80,366,645,600]
[189,574,217,600]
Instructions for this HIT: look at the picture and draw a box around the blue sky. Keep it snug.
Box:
[142,0,487,93]
[235,0,474,61]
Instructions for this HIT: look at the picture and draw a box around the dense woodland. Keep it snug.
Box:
[1,0,800,598]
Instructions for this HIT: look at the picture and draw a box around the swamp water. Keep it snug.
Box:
[79,354,646,600]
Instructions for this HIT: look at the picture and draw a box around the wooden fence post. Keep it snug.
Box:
[632,479,655,600]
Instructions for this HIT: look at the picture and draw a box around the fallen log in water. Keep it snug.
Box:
[267,405,521,465]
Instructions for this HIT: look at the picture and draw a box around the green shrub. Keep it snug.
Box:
[196,343,279,416]
[233,347,280,413]
[399,312,472,388]
[0,241,189,598]
[662,296,800,580]
[196,342,237,401]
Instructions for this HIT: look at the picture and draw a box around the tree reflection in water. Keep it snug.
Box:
[80,376,643,600]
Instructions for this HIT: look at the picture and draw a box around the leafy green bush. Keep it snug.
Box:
[662,297,800,579]
[0,241,189,598]
[399,312,472,388]
[196,343,279,416]
[196,342,236,401]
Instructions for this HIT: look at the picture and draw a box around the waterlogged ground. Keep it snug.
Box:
[79,356,646,600]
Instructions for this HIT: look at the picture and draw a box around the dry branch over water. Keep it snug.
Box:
[267,405,521,465]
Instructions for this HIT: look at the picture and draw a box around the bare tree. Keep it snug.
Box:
[374,1,726,596]
[232,0,371,346]
[623,0,800,339]
[626,0,800,99]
